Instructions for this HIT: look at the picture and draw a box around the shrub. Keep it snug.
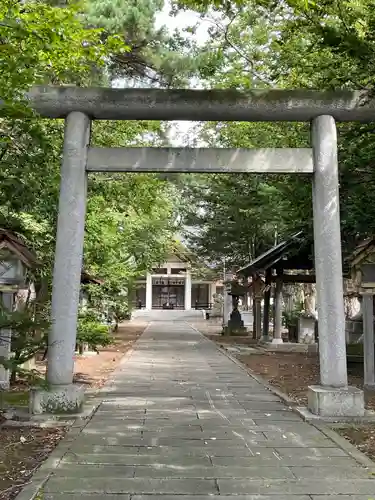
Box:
[76,314,113,354]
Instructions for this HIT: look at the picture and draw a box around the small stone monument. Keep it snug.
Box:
[211,292,223,317]
[298,284,316,344]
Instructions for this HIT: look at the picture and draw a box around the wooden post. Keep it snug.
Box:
[252,286,257,339]
[272,276,283,344]
[252,274,263,340]
[262,269,272,342]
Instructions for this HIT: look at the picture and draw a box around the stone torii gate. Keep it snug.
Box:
[16,86,375,416]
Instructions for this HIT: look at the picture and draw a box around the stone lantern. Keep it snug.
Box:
[0,230,38,388]
[222,278,250,335]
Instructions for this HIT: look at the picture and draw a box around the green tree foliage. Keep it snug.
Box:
[85,0,199,85]
[174,0,375,263]
[0,0,179,362]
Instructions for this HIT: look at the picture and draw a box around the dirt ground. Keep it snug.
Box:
[72,321,146,388]
[0,427,65,500]
[0,320,147,500]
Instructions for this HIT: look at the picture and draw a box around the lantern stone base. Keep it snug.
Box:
[222,326,247,336]
[308,385,364,417]
[29,384,85,415]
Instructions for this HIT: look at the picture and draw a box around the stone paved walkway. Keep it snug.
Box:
[40,323,375,499]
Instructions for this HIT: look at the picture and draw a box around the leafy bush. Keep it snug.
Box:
[76,314,113,354]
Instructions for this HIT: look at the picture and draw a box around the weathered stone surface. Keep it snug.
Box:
[52,464,135,477]
[25,86,375,122]
[310,497,375,500]
[44,478,217,494]
[19,322,375,500]
[217,479,375,495]
[274,447,348,457]
[133,465,294,479]
[87,147,314,174]
[62,453,212,466]
[132,497,310,500]
[237,401,289,410]
[47,111,90,388]
[211,455,360,467]
[290,466,373,479]
[308,385,365,417]
[43,496,130,500]
[29,384,85,414]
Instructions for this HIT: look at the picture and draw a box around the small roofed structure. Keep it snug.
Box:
[0,229,40,289]
[346,237,375,289]
[81,270,103,286]
[0,229,39,388]
[236,232,315,344]
[345,237,375,391]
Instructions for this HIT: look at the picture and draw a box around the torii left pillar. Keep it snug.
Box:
[30,112,90,414]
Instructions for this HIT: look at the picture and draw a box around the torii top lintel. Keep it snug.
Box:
[18,86,375,122]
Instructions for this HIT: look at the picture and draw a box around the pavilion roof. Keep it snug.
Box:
[237,232,314,278]
[0,228,40,268]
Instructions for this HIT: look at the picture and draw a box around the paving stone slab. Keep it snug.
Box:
[210,455,361,467]
[135,445,257,457]
[61,453,213,466]
[253,439,337,447]
[289,465,374,479]
[132,496,311,500]
[217,479,375,495]
[43,496,131,500]
[239,402,290,410]
[81,428,143,436]
[240,412,302,421]
[233,394,283,402]
[65,442,259,457]
[310,496,375,500]
[52,464,135,477]
[275,447,349,457]
[133,465,294,479]
[66,444,142,454]
[44,477,218,494]
[141,431,235,440]
[250,423,324,433]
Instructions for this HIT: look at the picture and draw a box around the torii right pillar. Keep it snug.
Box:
[309,115,364,417]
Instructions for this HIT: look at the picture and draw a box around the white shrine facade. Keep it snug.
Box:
[134,252,223,311]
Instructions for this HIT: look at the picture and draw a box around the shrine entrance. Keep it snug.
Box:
[152,277,185,309]
[19,85,375,417]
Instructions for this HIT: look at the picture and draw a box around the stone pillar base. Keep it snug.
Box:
[308,385,364,417]
[364,384,375,406]
[29,384,85,415]
[271,337,283,345]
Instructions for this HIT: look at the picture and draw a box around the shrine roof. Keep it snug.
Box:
[0,228,39,267]
[345,237,375,268]
[81,270,104,285]
[237,232,314,277]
